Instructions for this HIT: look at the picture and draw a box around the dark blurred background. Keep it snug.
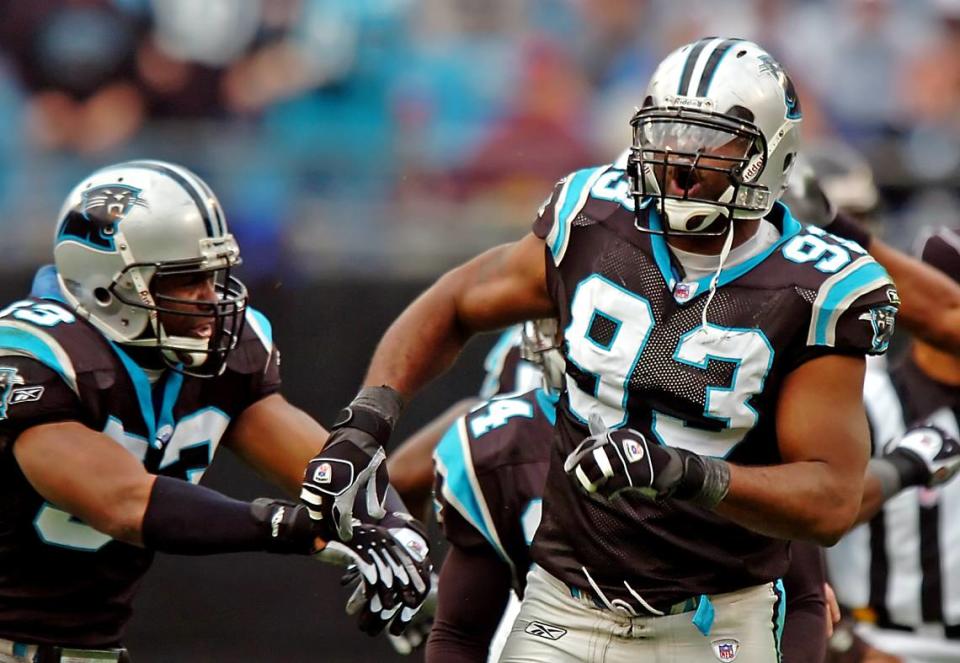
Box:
[0,0,958,660]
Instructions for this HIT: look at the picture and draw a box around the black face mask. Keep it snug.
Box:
[113,261,248,378]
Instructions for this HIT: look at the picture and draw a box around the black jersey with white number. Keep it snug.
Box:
[0,296,280,647]
[528,161,898,611]
[434,389,557,593]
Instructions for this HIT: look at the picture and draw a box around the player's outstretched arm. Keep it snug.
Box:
[301,234,554,542]
[14,420,319,553]
[426,544,513,663]
[715,354,870,546]
[364,233,555,400]
[224,393,329,496]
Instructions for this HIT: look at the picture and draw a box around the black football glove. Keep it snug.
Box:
[334,515,433,637]
[386,571,438,655]
[316,523,421,636]
[301,386,402,541]
[881,425,960,490]
[563,415,730,508]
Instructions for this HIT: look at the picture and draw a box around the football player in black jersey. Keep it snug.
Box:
[0,161,431,662]
[306,38,899,662]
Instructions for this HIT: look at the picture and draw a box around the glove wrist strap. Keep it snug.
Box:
[694,457,731,509]
[873,449,928,493]
[330,386,403,451]
[250,498,319,554]
[674,453,730,509]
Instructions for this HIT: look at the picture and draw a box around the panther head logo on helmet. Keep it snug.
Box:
[58,184,149,251]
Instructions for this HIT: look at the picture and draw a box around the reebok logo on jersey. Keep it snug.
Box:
[8,386,44,405]
[712,638,740,661]
[622,437,646,463]
[524,621,567,641]
[314,463,333,484]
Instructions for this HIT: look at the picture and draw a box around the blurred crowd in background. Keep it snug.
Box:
[0,0,958,279]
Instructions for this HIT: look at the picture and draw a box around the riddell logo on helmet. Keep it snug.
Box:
[663,95,715,111]
[742,155,765,183]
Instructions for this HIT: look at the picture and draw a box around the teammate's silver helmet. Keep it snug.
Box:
[520,319,565,394]
[629,38,802,234]
[53,160,247,377]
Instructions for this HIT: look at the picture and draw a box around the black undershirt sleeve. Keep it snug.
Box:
[782,540,828,663]
[426,543,513,663]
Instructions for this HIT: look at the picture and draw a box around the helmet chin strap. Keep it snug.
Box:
[663,199,723,232]
[700,220,736,332]
[156,329,210,369]
[662,185,735,234]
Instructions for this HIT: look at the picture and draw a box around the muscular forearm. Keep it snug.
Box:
[142,476,319,555]
[715,461,861,545]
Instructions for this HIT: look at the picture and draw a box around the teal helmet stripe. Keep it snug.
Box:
[677,37,713,95]
[695,38,743,97]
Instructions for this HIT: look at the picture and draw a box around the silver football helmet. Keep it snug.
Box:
[53,160,247,377]
[520,319,565,394]
[629,38,802,234]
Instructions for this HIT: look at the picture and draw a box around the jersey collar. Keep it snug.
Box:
[647,201,802,304]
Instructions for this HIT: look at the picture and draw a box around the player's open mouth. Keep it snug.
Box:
[667,165,703,198]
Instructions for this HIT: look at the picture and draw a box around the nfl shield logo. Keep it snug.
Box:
[313,462,333,484]
[712,639,740,661]
[622,437,646,463]
[674,282,698,302]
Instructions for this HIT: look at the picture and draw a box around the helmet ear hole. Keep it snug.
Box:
[782,152,796,174]
[93,287,112,305]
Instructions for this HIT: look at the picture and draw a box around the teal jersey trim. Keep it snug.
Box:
[479,325,522,399]
[434,420,510,564]
[0,323,78,394]
[108,341,184,447]
[647,201,803,302]
[245,307,273,352]
[436,390,556,558]
[30,264,67,303]
[774,578,787,661]
[547,167,606,263]
[535,388,559,425]
[811,259,889,346]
